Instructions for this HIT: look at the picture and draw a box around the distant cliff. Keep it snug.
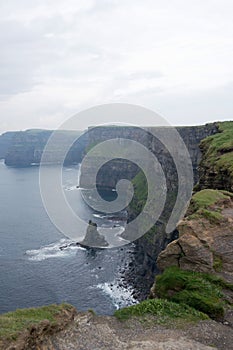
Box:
[0,129,87,166]
[0,131,17,160]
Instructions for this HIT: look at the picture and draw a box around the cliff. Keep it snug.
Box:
[4,130,53,166]
[198,121,233,192]
[156,121,233,280]
[2,122,233,350]
[0,131,17,159]
[1,129,87,166]
[83,124,218,190]
[2,301,233,349]
[125,124,219,293]
[0,304,77,350]
[150,121,233,331]
[157,189,233,281]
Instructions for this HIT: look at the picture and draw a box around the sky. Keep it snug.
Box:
[0,0,233,134]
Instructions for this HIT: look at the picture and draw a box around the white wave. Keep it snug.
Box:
[92,213,102,218]
[25,239,86,262]
[63,185,79,191]
[97,279,138,310]
[92,213,108,218]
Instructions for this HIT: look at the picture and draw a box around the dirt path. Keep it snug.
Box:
[222,207,233,219]
[38,311,233,350]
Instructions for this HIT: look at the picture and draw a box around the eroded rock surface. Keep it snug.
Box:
[157,191,233,283]
[28,313,233,350]
[4,309,233,350]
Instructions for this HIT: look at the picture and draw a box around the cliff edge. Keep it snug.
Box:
[157,189,233,282]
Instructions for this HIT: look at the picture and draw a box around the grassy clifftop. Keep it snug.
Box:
[116,266,233,322]
[0,303,76,348]
[198,121,233,191]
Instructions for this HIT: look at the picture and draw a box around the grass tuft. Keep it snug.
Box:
[187,189,232,223]
[154,267,233,320]
[114,298,208,324]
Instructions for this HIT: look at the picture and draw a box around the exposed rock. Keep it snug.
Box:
[5,310,233,350]
[0,304,77,350]
[81,220,109,248]
[81,124,218,197]
[157,190,233,281]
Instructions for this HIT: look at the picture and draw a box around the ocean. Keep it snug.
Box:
[0,160,136,315]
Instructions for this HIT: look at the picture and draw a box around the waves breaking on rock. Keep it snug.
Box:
[25,239,86,261]
[96,278,138,309]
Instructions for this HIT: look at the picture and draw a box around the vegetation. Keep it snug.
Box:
[190,189,228,210]
[213,255,223,272]
[130,170,148,215]
[186,189,232,223]
[114,298,208,324]
[200,121,233,179]
[154,267,233,320]
[0,303,73,341]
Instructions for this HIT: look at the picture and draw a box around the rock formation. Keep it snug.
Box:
[81,220,109,248]
[157,189,233,282]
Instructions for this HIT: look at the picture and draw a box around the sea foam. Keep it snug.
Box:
[97,279,138,309]
[25,239,85,261]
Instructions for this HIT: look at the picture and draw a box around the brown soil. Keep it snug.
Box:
[5,309,233,350]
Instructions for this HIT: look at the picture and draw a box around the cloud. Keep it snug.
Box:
[0,0,232,133]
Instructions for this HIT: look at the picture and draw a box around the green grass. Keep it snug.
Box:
[154,267,233,320]
[129,170,148,215]
[200,121,233,179]
[189,189,229,211]
[114,298,208,324]
[188,208,224,223]
[187,189,232,223]
[0,303,73,341]
[213,255,223,272]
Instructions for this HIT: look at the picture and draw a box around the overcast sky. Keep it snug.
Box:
[0,0,233,134]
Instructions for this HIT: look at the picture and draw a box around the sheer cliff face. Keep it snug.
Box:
[1,124,217,171]
[2,130,87,166]
[0,132,17,160]
[83,124,218,191]
[81,124,218,294]
[4,130,53,166]
[0,124,220,294]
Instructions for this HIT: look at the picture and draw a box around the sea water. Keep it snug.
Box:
[0,161,136,315]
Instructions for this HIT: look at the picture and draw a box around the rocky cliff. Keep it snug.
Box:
[2,302,233,350]
[83,124,218,190]
[157,189,233,281]
[0,131,17,159]
[156,121,233,281]
[198,121,233,192]
[130,125,219,293]
[1,129,87,166]
[4,130,53,166]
